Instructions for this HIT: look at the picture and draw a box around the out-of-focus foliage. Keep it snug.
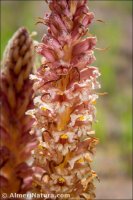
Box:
[1,1,47,59]
[90,1,132,178]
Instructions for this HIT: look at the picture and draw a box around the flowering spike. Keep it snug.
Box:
[0,27,36,194]
[30,1,101,199]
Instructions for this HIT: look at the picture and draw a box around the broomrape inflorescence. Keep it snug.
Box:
[0,27,36,196]
[28,0,101,199]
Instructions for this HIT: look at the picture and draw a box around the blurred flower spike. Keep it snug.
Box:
[27,0,101,199]
[0,27,36,195]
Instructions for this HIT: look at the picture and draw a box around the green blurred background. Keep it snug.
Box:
[1,1,132,199]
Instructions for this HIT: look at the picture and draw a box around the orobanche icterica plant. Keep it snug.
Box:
[27,0,101,199]
[0,28,36,195]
